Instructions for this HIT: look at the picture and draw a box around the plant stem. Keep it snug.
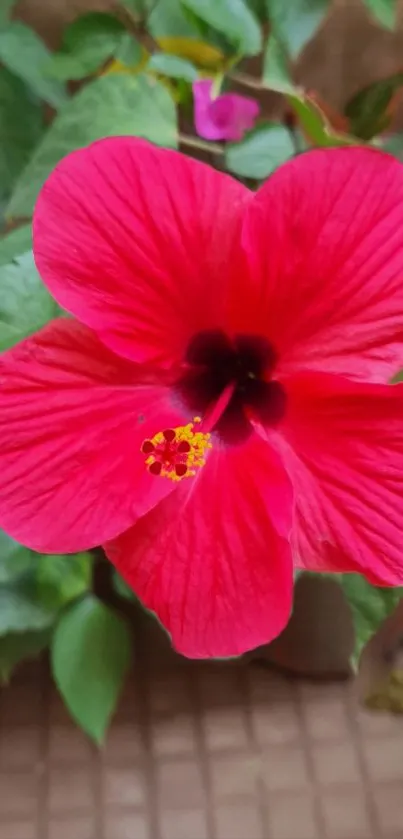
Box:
[115,1,160,53]
[178,134,224,155]
[228,71,264,90]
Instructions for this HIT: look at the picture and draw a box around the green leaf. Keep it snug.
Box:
[0,581,56,635]
[181,0,262,55]
[51,595,132,743]
[0,531,34,584]
[148,52,198,81]
[42,54,87,82]
[344,72,403,140]
[262,32,295,93]
[150,0,204,38]
[265,0,330,59]
[114,32,143,66]
[63,12,123,53]
[340,574,403,670]
[0,22,67,107]
[0,629,50,682]
[288,91,354,146]
[0,224,32,266]
[0,251,59,351]
[225,123,295,179]
[0,67,43,205]
[35,553,93,610]
[362,0,397,29]
[180,3,225,46]
[44,13,126,81]
[7,73,178,219]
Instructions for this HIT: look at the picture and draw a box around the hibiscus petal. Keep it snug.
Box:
[33,137,250,366]
[235,147,403,382]
[0,319,187,553]
[275,372,403,584]
[105,435,294,658]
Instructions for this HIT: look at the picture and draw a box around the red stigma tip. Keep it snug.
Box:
[175,463,188,477]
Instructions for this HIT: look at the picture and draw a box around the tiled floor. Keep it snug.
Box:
[0,612,402,839]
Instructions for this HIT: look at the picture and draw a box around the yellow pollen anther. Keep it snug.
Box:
[141,418,212,481]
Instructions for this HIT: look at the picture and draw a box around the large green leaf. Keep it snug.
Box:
[148,52,198,81]
[0,67,43,205]
[0,531,33,584]
[363,0,397,29]
[0,630,50,682]
[340,574,403,669]
[0,22,67,107]
[0,223,32,266]
[0,251,59,351]
[44,12,126,81]
[262,32,295,93]
[265,0,330,59]
[8,73,178,219]
[344,72,403,140]
[181,0,262,55]
[225,123,295,179]
[52,596,132,743]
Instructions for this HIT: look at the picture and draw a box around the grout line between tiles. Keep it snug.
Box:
[135,621,162,839]
[343,685,379,839]
[243,665,271,839]
[189,666,218,839]
[295,681,329,839]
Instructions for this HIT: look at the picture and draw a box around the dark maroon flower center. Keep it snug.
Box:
[175,329,286,443]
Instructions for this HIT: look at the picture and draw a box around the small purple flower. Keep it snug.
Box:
[193,79,260,142]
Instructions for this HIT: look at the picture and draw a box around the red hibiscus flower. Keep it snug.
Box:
[1,138,403,659]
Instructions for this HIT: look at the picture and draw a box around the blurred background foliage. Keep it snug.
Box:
[0,0,403,740]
